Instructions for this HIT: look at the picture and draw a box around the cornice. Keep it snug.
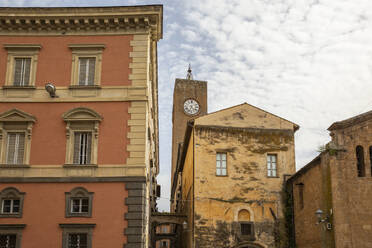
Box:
[0,5,163,40]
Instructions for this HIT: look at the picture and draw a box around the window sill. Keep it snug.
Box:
[69,85,101,89]
[2,86,36,89]
[0,213,22,218]
[63,164,98,168]
[0,164,30,168]
[66,213,92,218]
[267,176,280,178]
[215,174,228,177]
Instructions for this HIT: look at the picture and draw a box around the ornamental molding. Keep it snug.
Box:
[0,5,163,40]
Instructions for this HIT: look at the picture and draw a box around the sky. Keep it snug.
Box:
[2,0,372,211]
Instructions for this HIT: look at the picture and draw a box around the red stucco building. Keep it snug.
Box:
[0,6,162,248]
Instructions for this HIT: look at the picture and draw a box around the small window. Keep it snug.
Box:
[78,58,96,86]
[216,152,227,176]
[267,154,277,177]
[60,224,95,248]
[0,234,16,248]
[68,233,87,248]
[356,146,365,177]
[65,187,93,218]
[73,132,92,165]
[0,188,25,218]
[6,133,25,165]
[1,199,20,214]
[3,44,41,87]
[239,222,254,239]
[71,198,89,214]
[13,58,31,86]
[161,240,168,248]
[69,44,105,87]
[369,146,372,177]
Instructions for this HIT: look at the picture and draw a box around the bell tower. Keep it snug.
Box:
[171,66,207,194]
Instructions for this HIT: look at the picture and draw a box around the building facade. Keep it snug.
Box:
[289,110,372,248]
[0,6,162,248]
[170,76,299,248]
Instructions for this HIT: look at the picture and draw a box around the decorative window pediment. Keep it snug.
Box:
[63,108,102,166]
[0,109,36,166]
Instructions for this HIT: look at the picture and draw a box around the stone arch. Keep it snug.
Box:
[234,206,254,222]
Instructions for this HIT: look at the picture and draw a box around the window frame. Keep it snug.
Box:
[62,108,102,166]
[239,221,255,240]
[65,187,93,218]
[59,224,95,248]
[0,188,25,218]
[216,152,227,176]
[0,109,36,167]
[3,44,41,88]
[267,154,278,178]
[69,44,105,87]
[0,224,25,248]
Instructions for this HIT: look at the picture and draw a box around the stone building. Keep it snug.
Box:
[288,110,372,248]
[0,6,162,248]
[170,76,299,248]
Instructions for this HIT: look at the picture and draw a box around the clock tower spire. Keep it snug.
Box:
[170,67,207,211]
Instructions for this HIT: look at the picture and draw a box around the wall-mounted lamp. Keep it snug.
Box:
[45,83,58,98]
[315,209,332,230]
[182,221,188,230]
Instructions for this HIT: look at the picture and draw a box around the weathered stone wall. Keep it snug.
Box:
[192,125,295,248]
[329,118,372,248]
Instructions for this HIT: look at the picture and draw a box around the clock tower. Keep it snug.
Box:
[171,68,207,199]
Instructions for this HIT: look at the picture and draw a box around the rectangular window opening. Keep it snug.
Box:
[68,233,87,248]
[6,132,25,165]
[0,234,16,248]
[216,152,227,176]
[240,223,253,236]
[13,58,31,86]
[1,199,20,214]
[267,154,277,177]
[78,57,96,86]
[71,198,89,213]
[73,132,92,165]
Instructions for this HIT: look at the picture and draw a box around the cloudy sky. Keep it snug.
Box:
[2,0,372,211]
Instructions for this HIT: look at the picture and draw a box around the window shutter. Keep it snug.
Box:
[23,58,31,85]
[6,133,16,164]
[73,133,81,164]
[86,133,92,164]
[16,133,25,164]
[78,58,87,85]
[87,58,96,85]
[13,59,23,86]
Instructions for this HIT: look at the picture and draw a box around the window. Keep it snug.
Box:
[6,133,25,165]
[0,224,25,248]
[0,234,16,248]
[68,233,87,248]
[0,109,36,166]
[4,44,41,87]
[356,146,365,177]
[0,188,25,218]
[2,200,20,214]
[216,152,227,176]
[73,132,92,165]
[267,154,277,177]
[65,187,93,218]
[297,183,304,210]
[60,224,95,248]
[69,44,105,87]
[369,146,372,177]
[161,240,168,248]
[240,223,254,236]
[63,108,102,166]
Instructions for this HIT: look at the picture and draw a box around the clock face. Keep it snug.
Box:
[184,99,200,115]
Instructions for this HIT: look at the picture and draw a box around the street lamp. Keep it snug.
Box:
[315,209,332,230]
[182,221,188,230]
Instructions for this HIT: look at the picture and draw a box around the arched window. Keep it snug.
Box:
[65,187,93,217]
[356,146,365,177]
[0,187,25,218]
[370,146,372,177]
[238,209,254,239]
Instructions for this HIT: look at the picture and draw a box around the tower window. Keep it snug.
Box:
[356,146,365,177]
[216,152,227,176]
[267,154,277,177]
